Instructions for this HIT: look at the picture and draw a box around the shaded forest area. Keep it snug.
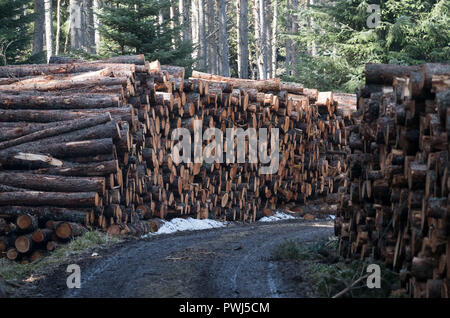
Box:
[0,0,449,92]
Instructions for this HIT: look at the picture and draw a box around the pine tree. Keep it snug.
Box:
[99,0,193,69]
[0,0,34,65]
[285,0,450,92]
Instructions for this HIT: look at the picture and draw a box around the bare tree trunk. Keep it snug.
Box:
[33,0,45,55]
[253,0,266,79]
[258,0,267,79]
[191,0,199,63]
[285,0,291,76]
[198,0,207,70]
[290,0,298,76]
[170,1,176,49]
[55,0,61,55]
[179,0,185,41]
[236,0,249,79]
[271,0,278,77]
[84,0,95,54]
[216,0,230,77]
[265,0,272,78]
[207,0,217,74]
[309,0,316,56]
[93,0,101,53]
[44,0,53,63]
[252,0,259,79]
[70,0,84,50]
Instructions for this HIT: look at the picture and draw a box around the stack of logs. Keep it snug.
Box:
[335,63,450,298]
[0,54,353,263]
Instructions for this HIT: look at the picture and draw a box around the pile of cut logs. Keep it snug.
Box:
[335,63,450,298]
[0,55,353,263]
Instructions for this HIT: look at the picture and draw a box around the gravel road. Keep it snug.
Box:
[25,219,333,298]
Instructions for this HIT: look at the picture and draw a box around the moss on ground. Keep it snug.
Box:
[0,231,121,282]
[271,237,402,298]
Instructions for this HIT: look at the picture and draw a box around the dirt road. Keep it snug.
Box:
[27,219,333,298]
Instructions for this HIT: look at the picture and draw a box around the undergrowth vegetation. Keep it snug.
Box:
[272,238,402,298]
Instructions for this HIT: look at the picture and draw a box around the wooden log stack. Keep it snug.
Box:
[0,54,354,262]
[335,63,450,298]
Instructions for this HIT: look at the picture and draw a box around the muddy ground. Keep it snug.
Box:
[11,219,333,298]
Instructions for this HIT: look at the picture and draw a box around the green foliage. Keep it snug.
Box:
[0,0,34,65]
[271,238,401,298]
[286,0,450,92]
[99,0,193,72]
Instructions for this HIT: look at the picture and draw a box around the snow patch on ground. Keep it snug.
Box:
[258,211,298,222]
[142,217,226,238]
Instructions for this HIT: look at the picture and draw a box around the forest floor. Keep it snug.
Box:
[5,219,337,298]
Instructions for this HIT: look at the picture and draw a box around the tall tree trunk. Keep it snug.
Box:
[170,1,176,49]
[216,0,230,77]
[271,0,278,77]
[252,0,259,79]
[93,0,101,53]
[191,0,199,62]
[158,0,164,37]
[285,0,291,76]
[55,0,61,55]
[309,0,316,56]
[290,0,298,76]
[265,0,272,78]
[84,0,95,54]
[179,0,186,41]
[207,0,217,74]
[70,0,84,50]
[198,0,207,70]
[258,0,267,79]
[33,0,45,55]
[44,0,53,63]
[236,0,249,79]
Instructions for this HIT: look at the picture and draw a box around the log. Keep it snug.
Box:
[365,63,422,85]
[55,222,87,240]
[16,214,38,231]
[192,71,281,92]
[0,113,111,150]
[32,228,53,243]
[29,160,119,177]
[0,191,99,208]
[0,206,90,224]
[0,93,121,109]
[15,234,33,253]
[0,172,105,194]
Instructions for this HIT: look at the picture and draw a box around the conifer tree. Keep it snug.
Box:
[0,0,34,65]
[99,0,193,69]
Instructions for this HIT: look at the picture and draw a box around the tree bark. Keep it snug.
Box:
[44,0,53,63]
[93,0,101,53]
[0,113,111,150]
[207,0,217,74]
[271,0,278,77]
[0,191,100,208]
[55,0,61,55]
[84,0,96,54]
[290,0,298,76]
[198,0,207,71]
[33,0,45,55]
[70,0,84,50]
[258,0,267,79]
[216,0,230,77]
[237,0,249,79]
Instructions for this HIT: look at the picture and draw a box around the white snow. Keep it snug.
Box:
[142,217,226,238]
[258,211,297,222]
